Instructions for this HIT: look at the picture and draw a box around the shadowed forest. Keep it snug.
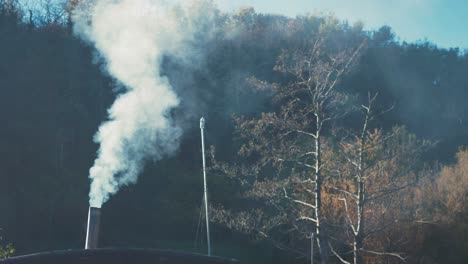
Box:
[1,1,468,263]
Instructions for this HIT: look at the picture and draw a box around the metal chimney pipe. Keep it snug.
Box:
[85,207,101,249]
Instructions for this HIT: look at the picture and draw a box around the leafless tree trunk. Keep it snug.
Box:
[353,94,373,264]
[271,36,364,264]
[210,34,365,264]
[332,94,411,264]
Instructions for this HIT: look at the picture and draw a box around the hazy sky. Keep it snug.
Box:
[216,0,467,49]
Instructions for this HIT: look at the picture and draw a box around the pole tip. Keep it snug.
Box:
[200,117,205,129]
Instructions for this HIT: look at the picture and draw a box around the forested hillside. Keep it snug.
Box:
[0,1,467,263]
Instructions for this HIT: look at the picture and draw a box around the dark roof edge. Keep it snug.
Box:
[0,248,240,263]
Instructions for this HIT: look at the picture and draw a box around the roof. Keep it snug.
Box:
[0,248,240,264]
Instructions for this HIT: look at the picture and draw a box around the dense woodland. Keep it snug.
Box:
[0,1,468,263]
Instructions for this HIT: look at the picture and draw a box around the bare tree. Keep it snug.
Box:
[0,0,20,14]
[210,31,364,263]
[329,94,428,263]
[17,0,68,27]
[0,0,19,8]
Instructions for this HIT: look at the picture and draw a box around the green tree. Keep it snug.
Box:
[0,229,14,259]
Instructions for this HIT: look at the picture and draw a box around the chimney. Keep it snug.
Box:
[85,207,101,249]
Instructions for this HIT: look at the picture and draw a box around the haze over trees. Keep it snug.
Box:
[1,1,468,263]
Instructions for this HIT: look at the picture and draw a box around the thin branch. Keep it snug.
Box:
[327,186,358,200]
[283,188,317,209]
[278,158,316,170]
[339,198,357,235]
[361,249,406,262]
[296,216,318,223]
[329,241,351,264]
[295,130,317,138]
[415,220,439,225]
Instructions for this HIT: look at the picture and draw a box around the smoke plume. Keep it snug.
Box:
[73,0,216,208]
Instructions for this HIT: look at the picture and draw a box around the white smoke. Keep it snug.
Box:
[73,0,216,208]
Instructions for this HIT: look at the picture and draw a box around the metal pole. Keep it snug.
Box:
[311,232,314,264]
[200,117,211,256]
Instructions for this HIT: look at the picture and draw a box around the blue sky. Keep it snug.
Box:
[216,0,468,49]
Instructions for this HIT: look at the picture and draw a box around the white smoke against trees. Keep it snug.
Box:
[72,0,216,208]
